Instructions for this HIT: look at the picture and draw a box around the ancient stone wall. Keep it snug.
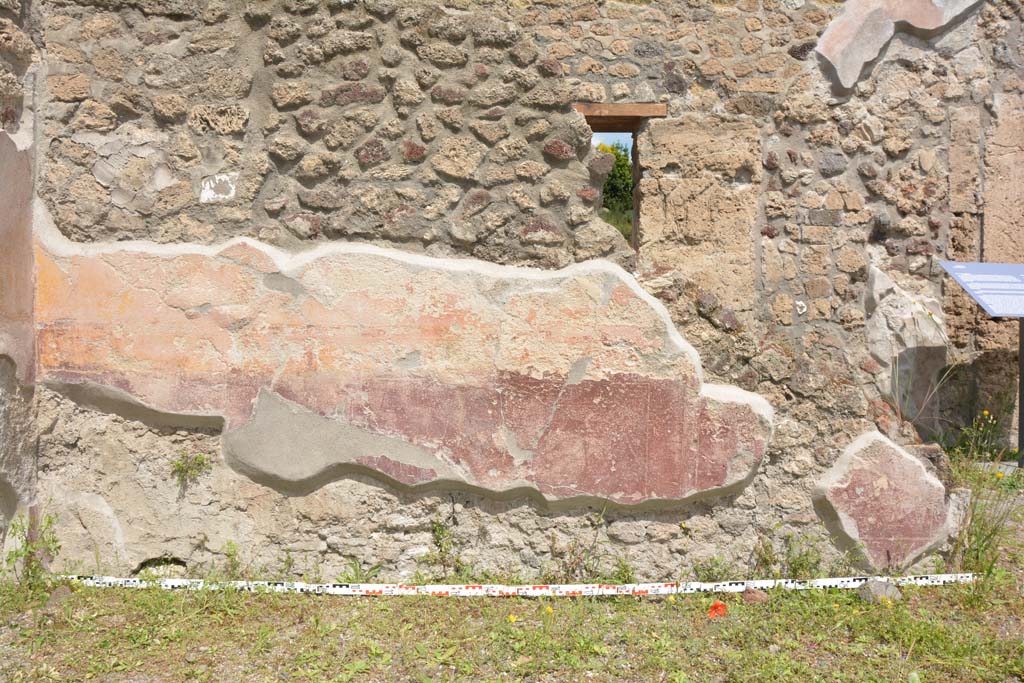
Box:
[0,0,1021,581]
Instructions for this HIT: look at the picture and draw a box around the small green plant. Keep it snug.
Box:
[995,467,1024,493]
[541,511,606,583]
[942,410,1022,581]
[782,532,823,579]
[751,536,781,578]
[690,557,739,582]
[942,408,1011,462]
[424,518,465,580]
[950,460,1020,578]
[221,541,244,580]
[337,557,383,584]
[170,451,213,490]
[610,556,636,584]
[4,511,61,590]
[275,549,295,580]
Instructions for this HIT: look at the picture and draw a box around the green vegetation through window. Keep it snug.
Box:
[597,142,634,242]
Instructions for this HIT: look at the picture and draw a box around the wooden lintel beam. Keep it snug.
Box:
[572,103,668,132]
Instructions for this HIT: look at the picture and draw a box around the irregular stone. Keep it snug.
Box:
[321,30,375,57]
[819,152,848,178]
[205,67,252,100]
[521,83,572,109]
[269,135,305,161]
[417,43,469,68]
[430,136,485,180]
[543,139,575,161]
[322,119,362,150]
[33,225,774,506]
[467,83,516,107]
[48,73,91,102]
[814,432,950,570]
[392,78,424,106]
[949,106,981,214]
[271,82,312,110]
[399,139,426,163]
[71,101,117,132]
[430,83,467,105]
[320,83,386,107]
[187,104,249,135]
[354,138,390,168]
[468,120,508,145]
[338,58,371,81]
[857,579,902,604]
[817,0,985,89]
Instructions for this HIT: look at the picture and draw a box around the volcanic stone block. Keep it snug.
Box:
[635,116,762,314]
[814,432,951,570]
[33,215,774,506]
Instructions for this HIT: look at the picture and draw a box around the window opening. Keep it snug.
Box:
[573,103,668,251]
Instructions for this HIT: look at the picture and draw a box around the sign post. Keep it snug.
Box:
[940,261,1024,468]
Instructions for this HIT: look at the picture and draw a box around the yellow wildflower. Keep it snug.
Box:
[545,605,553,615]
[507,614,517,624]
[983,409,990,416]
[668,595,676,604]
[996,471,1004,480]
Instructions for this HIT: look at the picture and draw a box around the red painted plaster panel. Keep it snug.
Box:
[33,227,773,505]
[815,432,949,569]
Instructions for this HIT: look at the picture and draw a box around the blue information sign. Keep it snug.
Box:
[939,261,1024,319]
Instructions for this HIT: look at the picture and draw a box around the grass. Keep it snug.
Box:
[2,408,1021,681]
[600,207,633,241]
[1,513,1022,683]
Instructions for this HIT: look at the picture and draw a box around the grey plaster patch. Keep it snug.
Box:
[223,389,455,496]
[263,272,307,298]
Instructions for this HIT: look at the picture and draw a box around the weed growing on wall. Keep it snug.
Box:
[169,451,213,491]
[3,510,60,590]
[942,406,1016,462]
[424,518,465,580]
[950,464,1020,578]
[541,511,606,583]
[337,557,383,584]
[690,557,741,583]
